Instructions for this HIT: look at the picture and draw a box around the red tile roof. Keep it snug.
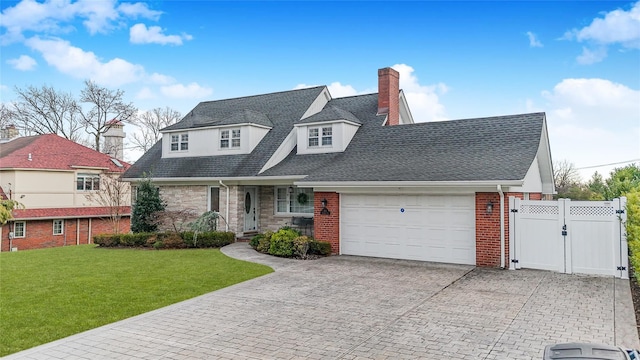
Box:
[11,206,131,220]
[0,134,130,172]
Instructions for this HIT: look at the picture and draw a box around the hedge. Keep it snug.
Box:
[94,231,235,249]
[626,188,640,281]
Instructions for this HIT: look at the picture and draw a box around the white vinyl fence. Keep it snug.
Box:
[508,197,628,279]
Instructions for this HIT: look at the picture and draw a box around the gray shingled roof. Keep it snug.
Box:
[263,93,544,182]
[125,86,544,183]
[298,105,362,125]
[123,86,325,179]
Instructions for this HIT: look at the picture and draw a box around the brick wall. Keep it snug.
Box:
[313,192,340,254]
[0,216,130,252]
[529,192,543,200]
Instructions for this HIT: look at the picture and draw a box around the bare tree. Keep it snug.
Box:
[10,85,83,141]
[0,103,14,129]
[554,160,581,195]
[131,107,181,152]
[79,80,137,152]
[86,173,131,234]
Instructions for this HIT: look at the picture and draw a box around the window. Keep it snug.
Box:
[209,187,220,212]
[275,187,313,214]
[53,220,64,235]
[308,126,332,147]
[13,221,25,238]
[170,133,189,151]
[76,174,100,191]
[221,129,241,149]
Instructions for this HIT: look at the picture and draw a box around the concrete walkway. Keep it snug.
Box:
[5,243,639,359]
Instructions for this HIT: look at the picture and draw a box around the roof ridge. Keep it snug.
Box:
[195,85,326,105]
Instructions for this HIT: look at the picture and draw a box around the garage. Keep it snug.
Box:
[340,194,476,265]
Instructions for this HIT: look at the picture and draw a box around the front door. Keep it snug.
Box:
[243,187,257,232]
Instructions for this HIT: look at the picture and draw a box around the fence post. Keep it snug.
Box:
[509,196,516,270]
[562,198,572,275]
[618,197,629,279]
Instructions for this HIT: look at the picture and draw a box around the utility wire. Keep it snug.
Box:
[575,159,640,170]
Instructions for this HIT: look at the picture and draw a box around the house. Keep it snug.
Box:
[122,67,555,267]
[0,134,132,252]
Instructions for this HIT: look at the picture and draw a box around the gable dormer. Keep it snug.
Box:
[294,105,361,155]
[161,109,272,158]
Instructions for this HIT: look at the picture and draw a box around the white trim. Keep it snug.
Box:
[219,128,241,150]
[13,221,25,238]
[162,122,272,133]
[259,129,297,174]
[53,219,64,235]
[293,119,361,128]
[273,186,314,216]
[122,175,307,183]
[169,132,189,152]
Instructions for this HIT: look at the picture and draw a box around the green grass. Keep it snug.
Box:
[0,245,273,356]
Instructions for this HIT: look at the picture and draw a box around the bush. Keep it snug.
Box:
[309,240,332,256]
[626,188,640,281]
[268,228,300,257]
[162,233,185,249]
[256,237,271,253]
[94,234,119,247]
[293,236,312,259]
[249,234,263,249]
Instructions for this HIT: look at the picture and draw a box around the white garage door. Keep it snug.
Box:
[341,194,476,265]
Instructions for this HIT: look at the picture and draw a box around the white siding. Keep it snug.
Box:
[162,124,270,158]
[296,121,360,155]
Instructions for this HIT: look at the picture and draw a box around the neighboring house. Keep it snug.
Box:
[122,67,555,268]
[0,134,131,252]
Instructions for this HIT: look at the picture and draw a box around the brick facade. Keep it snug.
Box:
[258,186,293,232]
[158,185,208,231]
[475,192,542,267]
[313,192,340,254]
[1,216,130,252]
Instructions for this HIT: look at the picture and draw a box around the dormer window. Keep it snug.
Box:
[308,126,332,147]
[221,128,241,149]
[171,133,189,151]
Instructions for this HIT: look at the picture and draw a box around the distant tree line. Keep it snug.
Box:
[1,81,182,157]
[554,160,640,200]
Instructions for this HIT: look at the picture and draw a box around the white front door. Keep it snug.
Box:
[243,187,257,232]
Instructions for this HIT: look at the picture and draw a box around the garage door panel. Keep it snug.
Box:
[341,194,476,265]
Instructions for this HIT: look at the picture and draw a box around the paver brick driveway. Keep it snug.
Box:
[6,243,638,360]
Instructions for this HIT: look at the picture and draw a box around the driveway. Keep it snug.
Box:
[5,243,639,360]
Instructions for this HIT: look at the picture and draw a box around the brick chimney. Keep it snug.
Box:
[378,67,400,126]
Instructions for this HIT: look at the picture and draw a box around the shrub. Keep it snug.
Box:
[93,231,234,249]
[293,236,312,259]
[309,240,332,256]
[626,187,640,282]
[268,228,300,257]
[162,233,185,249]
[195,231,235,248]
[249,234,263,249]
[256,237,271,253]
[94,234,119,247]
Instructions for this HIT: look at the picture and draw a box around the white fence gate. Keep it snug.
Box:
[508,197,628,279]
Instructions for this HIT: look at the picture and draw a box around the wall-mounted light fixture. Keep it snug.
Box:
[288,186,294,194]
[320,198,330,215]
[486,200,494,214]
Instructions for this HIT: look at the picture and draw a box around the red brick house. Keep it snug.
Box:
[0,134,131,252]
[123,67,555,268]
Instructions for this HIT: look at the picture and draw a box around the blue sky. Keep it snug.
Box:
[1,0,639,180]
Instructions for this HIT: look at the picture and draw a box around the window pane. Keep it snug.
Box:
[77,178,84,190]
[308,138,318,147]
[171,143,178,151]
[220,139,229,148]
[181,134,188,142]
[322,136,332,146]
[309,128,318,137]
[210,187,220,212]
[85,178,92,190]
[180,142,188,151]
[171,135,179,143]
[221,130,229,139]
[232,138,240,147]
[276,188,288,213]
[322,127,332,136]
[290,188,313,214]
[14,222,24,237]
[93,177,100,191]
[232,129,240,138]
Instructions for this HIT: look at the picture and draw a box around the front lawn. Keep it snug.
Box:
[0,245,273,356]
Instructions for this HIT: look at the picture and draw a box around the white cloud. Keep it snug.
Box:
[541,78,640,179]
[25,36,144,87]
[160,83,213,99]
[117,2,162,20]
[7,55,37,70]
[0,0,164,44]
[526,31,543,47]
[129,23,192,45]
[294,82,365,97]
[563,1,640,63]
[392,63,448,122]
[136,87,155,100]
[576,46,607,64]
[149,72,175,85]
